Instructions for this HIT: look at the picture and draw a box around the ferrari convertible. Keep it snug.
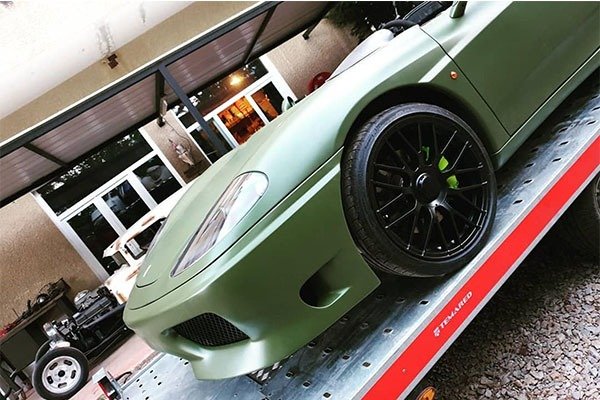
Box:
[124,1,599,380]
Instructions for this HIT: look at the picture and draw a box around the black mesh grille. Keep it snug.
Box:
[173,313,249,347]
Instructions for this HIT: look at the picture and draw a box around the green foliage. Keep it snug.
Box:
[327,1,418,41]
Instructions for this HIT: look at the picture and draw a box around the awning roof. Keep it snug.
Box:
[0,1,329,207]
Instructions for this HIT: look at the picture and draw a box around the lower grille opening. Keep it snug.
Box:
[173,313,249,347]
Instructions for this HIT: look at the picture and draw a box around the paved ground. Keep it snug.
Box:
[426,234,599,400]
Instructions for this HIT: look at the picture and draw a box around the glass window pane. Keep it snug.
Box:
[251,83,285,121]
[173,59,269,126]
[125,219,165,259]
[189,120,232,163]
[102,181,151,229]
[133,156,182,204]
[218,98,265,144]
[38,131,152,216]
[178,110,197,129]
[67,204,120,274]
[194,59,268,115]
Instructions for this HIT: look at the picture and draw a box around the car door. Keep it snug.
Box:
[423,1,599,134]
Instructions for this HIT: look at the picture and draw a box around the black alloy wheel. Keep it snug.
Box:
[342,103,497,277]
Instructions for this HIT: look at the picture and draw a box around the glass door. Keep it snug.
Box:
[67,179,149,275]
[217,97,265,144]
[132,155,183,204]
[65,172,177,275]
[60,154,184,276]
[250,82,285,121]
[102,179,151,229]
[67,203,121,274]
[188,119,233,163]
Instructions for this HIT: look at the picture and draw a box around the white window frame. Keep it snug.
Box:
[179,56,296,149]
[34,137,183,279]
[33,56,295,279]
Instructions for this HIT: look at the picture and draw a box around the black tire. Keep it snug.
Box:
[33,347,89,400]
[35,341,51,363]
[342,103,497,277]
[555,173,599,259]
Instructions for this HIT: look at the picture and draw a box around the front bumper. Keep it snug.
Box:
[124,154,380,380]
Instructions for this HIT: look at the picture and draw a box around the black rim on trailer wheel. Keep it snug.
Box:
[366,114,493,261]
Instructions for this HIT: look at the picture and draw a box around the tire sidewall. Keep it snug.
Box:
[33,347,89,400]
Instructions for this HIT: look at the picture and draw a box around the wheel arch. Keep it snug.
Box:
[342,84,496,157]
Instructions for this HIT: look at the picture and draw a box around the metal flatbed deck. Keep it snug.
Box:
[110,75,599,400]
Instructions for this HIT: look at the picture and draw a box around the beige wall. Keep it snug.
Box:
[0,195,100,326]
[0,1,254,142]
[267,19,358,99]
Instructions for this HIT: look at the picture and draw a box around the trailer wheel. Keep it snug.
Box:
[555,173,599,259]
[33,347,89,400]
[342,103,496,277]
[405,380,437,400]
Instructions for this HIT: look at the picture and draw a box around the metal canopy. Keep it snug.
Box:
[0,1,329,207]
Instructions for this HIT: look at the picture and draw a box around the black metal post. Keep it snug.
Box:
[302,3,333,40]
[158,65,227,156]
[24,144,67,167]
[243,7,277,64]
[155,72,166,127]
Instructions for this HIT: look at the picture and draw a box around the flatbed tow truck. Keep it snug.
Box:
[95,73,599,400]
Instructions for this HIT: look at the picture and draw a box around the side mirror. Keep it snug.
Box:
[450,1,467,18]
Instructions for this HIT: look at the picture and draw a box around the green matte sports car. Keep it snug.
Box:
[124,1,599,380]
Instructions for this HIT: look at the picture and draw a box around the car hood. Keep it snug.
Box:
[128,88,350,309]
[126,25,450,310]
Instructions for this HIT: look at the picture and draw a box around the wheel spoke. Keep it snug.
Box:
[445,201,481,228]
[396,127,425,165]
[445,206,463,246]
[385,140,413,171]
[407,204,422,249]
[421,208,435,255]
[377,192,406,213]
[448,190,486,214]
[453,164,484,175]
[448,141,469,170]
[434,210,449,251]
[371,179,409,192]
[386,203,417,229]
[397,129,420,159]
[452,181,488,192]
[432,124,440,163]
[374,163,408,175]
[441,130,457,157]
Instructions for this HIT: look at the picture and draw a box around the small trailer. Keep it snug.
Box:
[95,74,599,400]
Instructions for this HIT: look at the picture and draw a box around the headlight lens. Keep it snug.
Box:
[171,172,268,276]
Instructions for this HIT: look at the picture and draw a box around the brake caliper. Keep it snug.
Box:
[422,146,459,189]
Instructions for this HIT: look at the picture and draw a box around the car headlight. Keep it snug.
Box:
[171,172,268,276]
